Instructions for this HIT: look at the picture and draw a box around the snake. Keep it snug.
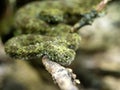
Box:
[4,0,100,65]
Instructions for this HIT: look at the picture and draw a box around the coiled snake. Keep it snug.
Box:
[5,0,100,65]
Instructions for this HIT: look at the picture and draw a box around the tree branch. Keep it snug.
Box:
[96,0,111,11]
[71,0,111,33]
[42,56,80,90]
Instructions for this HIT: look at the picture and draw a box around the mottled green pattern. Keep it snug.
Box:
[5,0,100,65]
[5,34,77,65]
[14,1,81,35]
[14,0,101,35]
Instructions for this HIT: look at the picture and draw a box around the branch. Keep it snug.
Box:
[71,0,111,33]
[42,56,80,90]
[96,0,111,11]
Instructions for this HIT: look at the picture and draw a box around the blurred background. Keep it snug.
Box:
[0,0,120,90]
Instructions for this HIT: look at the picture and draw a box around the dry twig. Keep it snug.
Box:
[42,56,80,90]
[96,0,111,11]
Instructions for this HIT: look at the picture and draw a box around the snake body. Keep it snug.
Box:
[5,0,99,65]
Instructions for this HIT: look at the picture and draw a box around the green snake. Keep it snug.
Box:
[4,0,100,65]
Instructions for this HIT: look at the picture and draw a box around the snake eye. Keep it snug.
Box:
[39,8,64,24]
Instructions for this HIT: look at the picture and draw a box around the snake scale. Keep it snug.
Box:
[5,0,100,65]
